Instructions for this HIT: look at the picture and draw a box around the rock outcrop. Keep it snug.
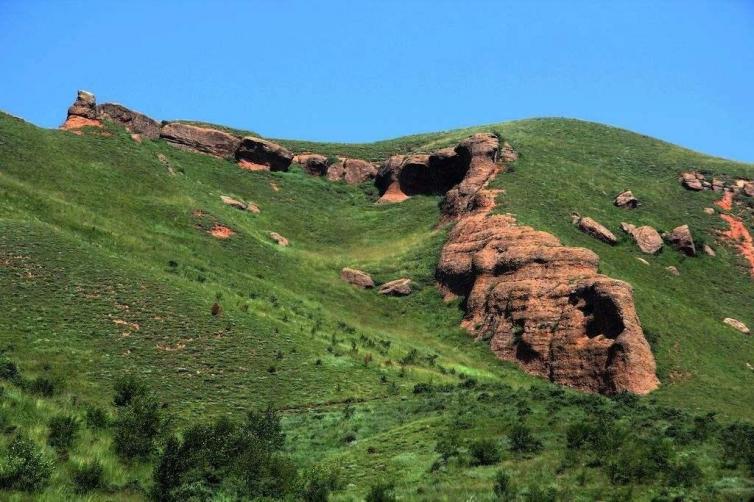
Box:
[574,215,617,245]
[327,158,378,184]
[220,195,259,213]
[621,223,663,254]
[378,278,412,296]
[614,190,639,209]
[680,171,705,191]
[160,123,241,158]
[340,268,374,289]
[665,225,696,256]
[723,318,750,335]
[98,103,161,140]
[236,137,293,172]
[435,134,658,395]
[62,90,102,130]
[294,154,329,176]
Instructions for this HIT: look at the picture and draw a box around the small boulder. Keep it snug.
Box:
[378,278,412,296]
[294,153,329,176]
[340,268,374,289]
[702,244,716,257]
[744,182,754,198]
[680,171,704,191]
[236,137,293,172]
[712,178,725,192]
[220,195,258,213]
[614,190,639,209]
[574,215,617,245]
[665,266,680,276]
[704,207,715,215]
[723,318,750,335]
[664,225,696,256]
[160,123,241,158]
[621,222,663,254]
[269,232,289,246]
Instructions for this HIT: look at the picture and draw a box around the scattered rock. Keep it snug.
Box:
[340,268,374,289]
[723,318,750,335]
[98,103,161,140]
[704,207,715,215]
[156,153,176,175]
[220,195,258,213]
[160,123,241,158]
[664,225,696,256]
[680,171,704,191]
[702,244,716,257]
[574,215,617,245]
[269,232,289,246]
[665,266,680,276]
[62,90,102,130]
[621,223,663,254]
[378,278,412,296]
[712,178,725,192]
[636,257,650,265]
[614,190,639,209]
[294,153,329,176]
[744,182,754,198]
[327,158,378,184]
[235,137,293,172]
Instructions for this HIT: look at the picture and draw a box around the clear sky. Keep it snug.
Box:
[1,0,752,161]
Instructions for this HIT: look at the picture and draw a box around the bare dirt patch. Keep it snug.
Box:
[209,224,234,239]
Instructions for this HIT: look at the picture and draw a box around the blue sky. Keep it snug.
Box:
[1,0,752,161]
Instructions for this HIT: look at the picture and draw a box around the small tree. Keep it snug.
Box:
[71,459,104,493]
[469,439,501,466]
[113,394,165,460]
[47,415,79,450]
[0,436,53,491]
[509,424,541,453]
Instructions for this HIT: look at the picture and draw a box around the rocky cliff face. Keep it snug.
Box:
[433,133,659,395]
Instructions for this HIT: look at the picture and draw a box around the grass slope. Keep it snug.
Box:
[0,111,752,500]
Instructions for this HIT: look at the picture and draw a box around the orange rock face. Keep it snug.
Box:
[435,133,659,395]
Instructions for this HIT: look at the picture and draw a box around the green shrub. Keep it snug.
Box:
[719,422,754,473]
[0,355,19,382]
[85,405,109,429]
[113,375,147,407]
[71,459,104,493]
[0,436,53,491]
[27,376,55,397]
[492,469,513,499]
[667,455,702,487]
[365,481,396,502]
[469,438,501,466]
[300,464,340,502]
[113,394,165,460]
[509,424,541,453]
[435,434,460,461]
[48,415,79,450]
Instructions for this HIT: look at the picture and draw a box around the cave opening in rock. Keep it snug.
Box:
[571,288,625,340]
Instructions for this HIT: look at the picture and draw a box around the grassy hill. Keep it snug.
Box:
[0,111,752,500]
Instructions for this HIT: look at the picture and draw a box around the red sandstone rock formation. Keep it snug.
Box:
[294,153,329,176]
[574,215,618,245]
[61,90,102,131]
[98,103,161,140]
[614,190,639,209]
[665,224,696,257]
[435,133,659,395]
[326,158,378,184]
[378,278,412,296]
[236,137,293,172]
[340,268,374,288]
[160,123,241,159]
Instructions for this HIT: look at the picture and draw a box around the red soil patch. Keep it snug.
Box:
[209,224,234,239]
[720,213,754,276]
[238,159,269,171]
[61,116,102,131]
[715,190,734,211]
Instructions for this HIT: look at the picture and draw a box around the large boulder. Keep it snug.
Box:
[294,153,329,176]
[160,123,241,158]
[664,224,696,256]
[574,215,617,245]
[378,278,412,296]
[340,268,374,288]
[327,158,378,184]
[235,137,293,172]
[62,90,102,130]
[98,103,161,140]
[436,211,659,395]
[614,190,639,209]
[621,223,663,254]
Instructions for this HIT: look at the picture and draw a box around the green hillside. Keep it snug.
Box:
[0,111,753,500]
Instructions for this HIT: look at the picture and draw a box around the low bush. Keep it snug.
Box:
[509,424,541,453]
[469,438,501,466]
[492,469,513,499]
[48,415,79,450]
[0,436,53,491]
[365,481,396,502]
[27,376,55,397]
[85,405,109,429]
[113,375,148,407]
[71,459,104,493]
[113,394,165,460]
